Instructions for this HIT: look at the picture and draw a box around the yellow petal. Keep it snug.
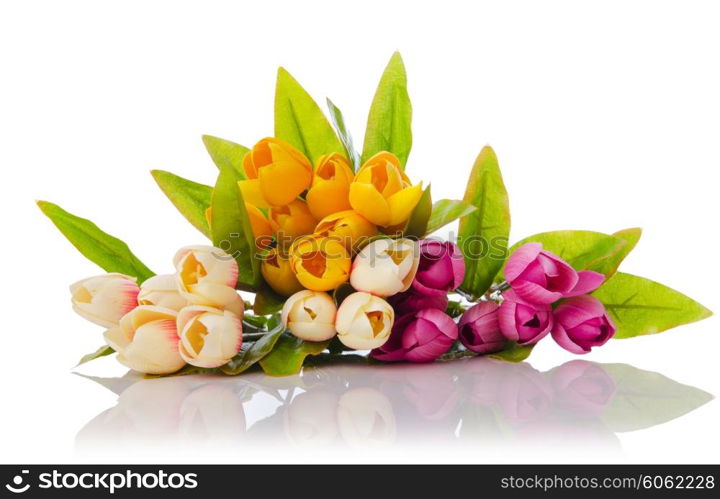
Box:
[349,182,391,226]
[259,162,311,207]
[306,181,352,220]
[387,184,424,226]
[238,179,270,208]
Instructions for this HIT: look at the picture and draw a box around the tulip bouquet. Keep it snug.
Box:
[39,53,712,377]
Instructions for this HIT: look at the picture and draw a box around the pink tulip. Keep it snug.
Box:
[498,289,553,345]
[387,290,449,317]
[551,295,616,354]
[458,302,507,354]
[371,308,458,363]
[412,240,465,296]
[504,243,605,304]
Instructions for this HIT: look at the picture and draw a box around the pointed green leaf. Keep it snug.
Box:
[202,135,249,179]
[458,146,510,299]
[592,272,712,338]
[151,170,212,238]
[362,52,412,167]
[507,230,625,277]
[259,335,329,376]
[37,201,155,283]
[76,345,114,367]
[274,68,344,165]
[210,167,260,291]
[427,199,477,234]
[488,342,535,362]
[220,319,285,375]
[403,184,432,238]
[587,227,642,277]
[327,98,361,171]
[599,363,713,432]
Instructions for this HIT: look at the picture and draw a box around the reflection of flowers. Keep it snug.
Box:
[337,388,397,448]
[283,390,338,447]
[549,360,616,417]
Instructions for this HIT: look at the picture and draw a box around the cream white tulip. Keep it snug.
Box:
[177,306,243,368]
[173,245,244,315]
[104,305,186,375]
[335,292,394,350]
[281,290,337,342]
[137,274,188,311]
[70,273,140,328]
[349,238,420,297]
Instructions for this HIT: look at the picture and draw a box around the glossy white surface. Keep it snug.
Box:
[2,0,720,464]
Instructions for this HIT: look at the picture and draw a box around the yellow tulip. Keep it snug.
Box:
[349,152,423,227]
[239,137,312,207]
[306,153,354,220]
[269,199,317,245]
[313,210,378,252]
[261,248,304,297]
[206,204,274,249]
[289,236,351,291]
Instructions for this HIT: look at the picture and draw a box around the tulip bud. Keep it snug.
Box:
[177,305,243,368]
[70,273,140,328]
[103,305,186,374]
[269,199,318,245]
[387,290,449,317]
[498,290,553,345]
[173,245,244,315]
[349,152,423,227]
[245,203,274,249]
[413,240,465,296]
[289,236,351,291]
[313,210,378,253]
[350,238,419,297]
[337,387,396,448]
[371,308,457,363]
[335,292,394,350]
[239,137,312,207]
[261,248,304,297]
[505,243,605,304]
[306,153,354,220]
[282,290,337,342]
[137,274,188,311]
[458,302,506,354]
[551,295,616,354]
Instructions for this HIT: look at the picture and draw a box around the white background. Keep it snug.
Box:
[1,0,719,464]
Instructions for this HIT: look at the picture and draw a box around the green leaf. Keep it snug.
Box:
[326,98,361,172]
[151,170,212,238]
[458,146,510,299]
[403,184,432,238]
[220,319,285,375]
[599,363,713,432]
[587,227,642,277]
[37,201,155,283]
[592,272,712,338]
[427,199,477,235]
[507,230,625,276]
[76,345,114,367]
[259,334,329,376]
[202,135,249,179]
[488,342,535,362]
[210,167,260,291]
[274,68,345,165]
[362,52,413,167]
[253,283,285,315]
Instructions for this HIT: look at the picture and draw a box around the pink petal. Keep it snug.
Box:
[551,323,589,354]
[566,271,606,297]
[504,243,543,282]
[512,279,565,304]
